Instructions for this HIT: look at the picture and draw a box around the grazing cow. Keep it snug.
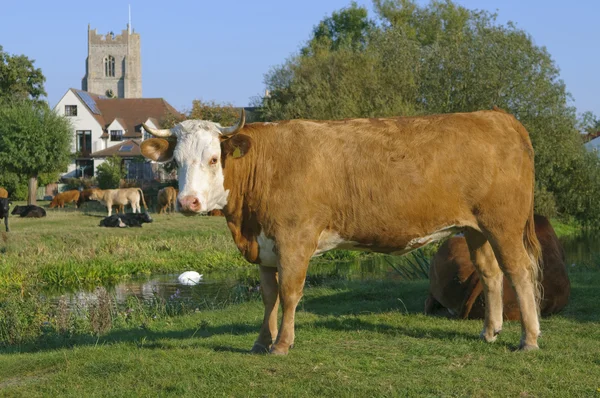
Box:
[49,190,81,208]
[78,188,124,213]
[207,209,224,216]
[0,187,8,199]
[0,198,10,232]
[425,215,570,320]
[89,188,147,216]
[99,212,153,228]
[11,205,46,218]
[157,186,178,214]
[142,108,542,354]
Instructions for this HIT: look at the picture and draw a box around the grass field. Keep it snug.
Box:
[1,207,599,397]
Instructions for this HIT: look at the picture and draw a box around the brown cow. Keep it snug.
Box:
[0,187,8,199]
[157,187,178,214]
[89,188,147,216]
[142,108,542,354]
[49,190,81,208]
[425,215,570,320]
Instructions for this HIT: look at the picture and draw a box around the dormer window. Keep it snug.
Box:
[110,130,123,141]
[104,55,115,77]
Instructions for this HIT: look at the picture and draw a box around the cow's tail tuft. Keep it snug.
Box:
[524,193,543,312]
[138,188,148,212]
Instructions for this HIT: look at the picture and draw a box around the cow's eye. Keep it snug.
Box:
[209,157,218,165]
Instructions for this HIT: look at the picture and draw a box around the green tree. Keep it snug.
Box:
[0,101,71,205]
[96,155,126,189]
[578,111,600,135]
[0,46,46,102]
[257,0,600,225]
[189,99,240,126]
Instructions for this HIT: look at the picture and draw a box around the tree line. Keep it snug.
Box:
[1,0,599,224]
[252,0,600,226]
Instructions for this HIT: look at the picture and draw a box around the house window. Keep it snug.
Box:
[110,130,123,141]
[104,55,115,77]
[65,105,77,116]
[76,130,92,156]
[76,160,94,178]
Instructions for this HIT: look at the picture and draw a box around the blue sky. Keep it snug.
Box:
[1,1,597,116]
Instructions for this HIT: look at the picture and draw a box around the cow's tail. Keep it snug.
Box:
[138,188,148,212]
[524,190,543,312]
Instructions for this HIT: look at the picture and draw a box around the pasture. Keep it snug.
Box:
[1,208,599,397]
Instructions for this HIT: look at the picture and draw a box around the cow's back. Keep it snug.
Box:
[0,188,8,199]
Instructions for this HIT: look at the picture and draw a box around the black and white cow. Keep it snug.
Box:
[0,198,10,232]
[99,212,153,228]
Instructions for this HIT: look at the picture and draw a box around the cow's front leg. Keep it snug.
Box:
[4,216,8,232]
[251,265,279,353]
[270,242,312,355]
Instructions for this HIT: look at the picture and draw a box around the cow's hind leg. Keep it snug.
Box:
[251,265,280,353]
[488,231,541,350]
[464,229,504,342]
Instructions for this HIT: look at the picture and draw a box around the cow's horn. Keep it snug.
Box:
[218,109,246,136]
[142,123,173,138]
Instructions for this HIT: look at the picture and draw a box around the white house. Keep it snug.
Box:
[54,88,180,179]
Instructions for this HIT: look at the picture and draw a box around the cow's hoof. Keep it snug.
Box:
[480,328,501,343]
[269,344,289,355]
[250,343,270,354]
[519,343,539,351]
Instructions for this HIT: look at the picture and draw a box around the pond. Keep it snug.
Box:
[48,233,598,311]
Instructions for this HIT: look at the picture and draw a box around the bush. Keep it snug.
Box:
[96,156,126,189]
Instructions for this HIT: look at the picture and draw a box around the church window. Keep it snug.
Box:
[104,55,116,77]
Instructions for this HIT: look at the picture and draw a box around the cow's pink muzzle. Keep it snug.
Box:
[178,195,202,214]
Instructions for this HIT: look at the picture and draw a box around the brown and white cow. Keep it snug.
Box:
[89,188,147,216]
[49,190,81,208]
[425,214,570,320]
[157,186,178,214]
[142,108,542,354]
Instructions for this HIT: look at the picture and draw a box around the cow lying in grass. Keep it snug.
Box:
[99,212,153,228]
[11,205,46,218]
[0,198,10,232]
[425,214,570,320]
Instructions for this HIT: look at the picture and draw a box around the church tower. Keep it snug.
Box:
[81,23,142,98]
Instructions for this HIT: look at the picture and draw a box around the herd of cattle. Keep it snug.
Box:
[0,108,574,354]
[0,185,195,232]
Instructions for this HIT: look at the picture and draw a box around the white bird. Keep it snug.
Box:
[177,271,203,285]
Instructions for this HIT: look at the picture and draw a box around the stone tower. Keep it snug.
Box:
[81,24,142,98]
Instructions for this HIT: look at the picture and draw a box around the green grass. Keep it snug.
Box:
[1,208,599,396]
[0,274,599,397]
[550,218,581,237]
[0,205,249,291]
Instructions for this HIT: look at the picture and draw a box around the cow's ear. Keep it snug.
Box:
[220,134,252,159]
[141,138,176,162]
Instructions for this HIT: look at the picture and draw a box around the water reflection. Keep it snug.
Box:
[49,232,599,311]
[49,255,420,310]
[561,232,600,270]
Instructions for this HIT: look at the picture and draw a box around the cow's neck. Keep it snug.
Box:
[221,135,265,264]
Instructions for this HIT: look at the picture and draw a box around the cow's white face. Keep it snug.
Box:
[173,121,229,215]
[141,117,249,216]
